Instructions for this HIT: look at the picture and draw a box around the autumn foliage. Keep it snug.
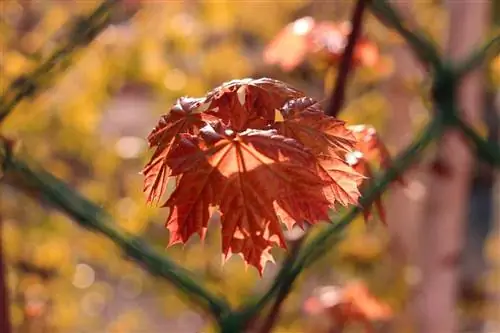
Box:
[303,281,392,332]
[142,78,395,274]
[346,125,405,224]
[263,17,379,72]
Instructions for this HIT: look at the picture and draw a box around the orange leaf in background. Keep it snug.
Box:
[348,125,393,167]
[202,78,304,131]
[309,21,350,64]
[313,21,379,68]
[274,97,364,208]
[346,125,404,224]
[142,97,217,205]
[263,17,315,72]
[303,281,392,333]
[164,125,332,274]
[263,17,379,72]
[354,39,380,68]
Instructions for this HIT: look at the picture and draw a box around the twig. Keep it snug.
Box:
[326,0,367,117]
[0,217,11,333]
[258,235,307,333]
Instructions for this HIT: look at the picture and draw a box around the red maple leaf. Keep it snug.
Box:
[142,78,368,273]
[274,97,364,208]
[346,125,404,224]
[201,78,304,131]
[263,17,379,72]
[164,125,332,274]
[303,281,392,333]
[142,97,217,205]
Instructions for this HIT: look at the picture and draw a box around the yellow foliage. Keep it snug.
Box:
[2,220,22,261]
[2,1,493,332]
[491,54,500,87]
[32,238,73,271]
[1,51,33,79]
[201,42,252,81]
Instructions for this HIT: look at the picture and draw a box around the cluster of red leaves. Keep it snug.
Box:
[345,125,405,224]
[303,281,392,333]
[142,78,393,274]
[263,17,379,72]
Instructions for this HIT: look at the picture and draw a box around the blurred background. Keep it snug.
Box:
[1,1,499,332]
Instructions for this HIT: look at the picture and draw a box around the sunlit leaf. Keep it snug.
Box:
[164,125,332,274]
[274,97,363,207]
[346,124,404,224]
[201,77,305,131]
[142,97,217,205]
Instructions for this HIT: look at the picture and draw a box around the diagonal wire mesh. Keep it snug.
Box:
[1,0,500,332]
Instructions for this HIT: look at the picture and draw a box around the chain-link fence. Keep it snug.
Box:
[1,0,499,332]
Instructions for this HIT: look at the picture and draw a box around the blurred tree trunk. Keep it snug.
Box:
[414,2,489,333]
[383,1,422,264]
[483,90,500,333]
[381,2,427,332]
[484,4,500,333]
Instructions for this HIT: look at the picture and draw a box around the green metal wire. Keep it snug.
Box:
[0,145,231,321]
[455,34,500,77]
[1,0,500,332]
[0,0,119,124]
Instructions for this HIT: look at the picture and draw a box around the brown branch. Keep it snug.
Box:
[325,0,367,117]
[258,233,307,333]
[0,217,12,333]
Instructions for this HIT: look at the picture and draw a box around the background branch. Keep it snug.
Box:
[325,0,367,117]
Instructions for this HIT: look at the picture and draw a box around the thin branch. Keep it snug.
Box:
[237,232,307,330]
[258,236,306,333]
[0,144,231,321]
[0,217,11,333]
[325,0,367,117]
[0,0,120,125]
